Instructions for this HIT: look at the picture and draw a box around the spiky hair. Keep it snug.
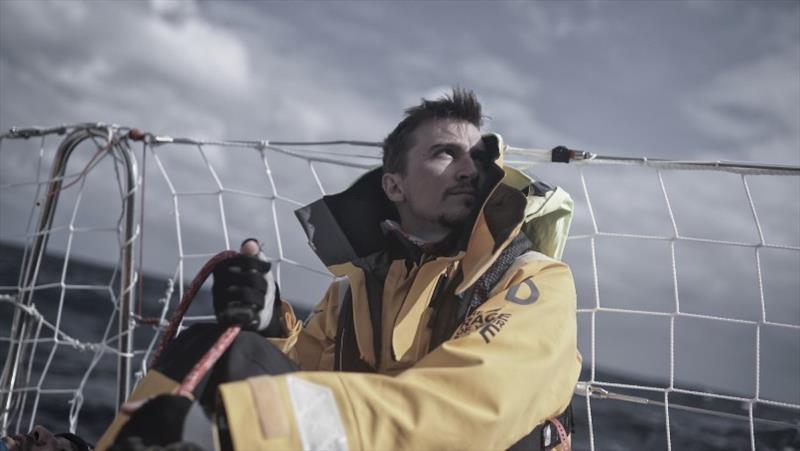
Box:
[382,88,483,174]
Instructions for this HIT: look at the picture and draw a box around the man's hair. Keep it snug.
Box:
[382,88,483,174]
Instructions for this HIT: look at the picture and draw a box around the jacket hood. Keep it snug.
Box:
[294,133,573,280]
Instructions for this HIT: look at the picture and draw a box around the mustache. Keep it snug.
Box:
[444,179,480,196]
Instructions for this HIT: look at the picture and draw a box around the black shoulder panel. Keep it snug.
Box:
[295,168,399,267]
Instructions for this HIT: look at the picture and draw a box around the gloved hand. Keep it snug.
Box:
[113,395,212,450]
[212,238,282,336]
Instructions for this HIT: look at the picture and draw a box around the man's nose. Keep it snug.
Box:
[455,154,479,181]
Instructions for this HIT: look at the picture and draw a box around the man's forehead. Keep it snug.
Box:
[411,119,483,149]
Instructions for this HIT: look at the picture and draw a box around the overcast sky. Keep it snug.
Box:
[1,0,798,406]
[1,0,798,163]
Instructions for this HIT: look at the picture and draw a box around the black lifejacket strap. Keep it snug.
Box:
[427,269,464,351]
[334,287,374,372]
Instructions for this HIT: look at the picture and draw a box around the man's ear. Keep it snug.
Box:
[382,172,405,203]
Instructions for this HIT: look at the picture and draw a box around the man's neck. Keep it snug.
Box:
[382,219,459,261]
[398,217,451,244]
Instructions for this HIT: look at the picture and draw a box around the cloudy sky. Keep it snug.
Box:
[1,0,798,163]
[1,0,798,409]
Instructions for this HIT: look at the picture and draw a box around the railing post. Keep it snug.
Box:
[0,126,139,433]
[115,135,139,408]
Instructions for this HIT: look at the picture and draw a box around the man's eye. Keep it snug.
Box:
[472,150,490,163]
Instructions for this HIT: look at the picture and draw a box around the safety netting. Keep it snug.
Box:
[0,123,798,449]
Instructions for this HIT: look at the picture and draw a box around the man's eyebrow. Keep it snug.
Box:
[428,142,465,153]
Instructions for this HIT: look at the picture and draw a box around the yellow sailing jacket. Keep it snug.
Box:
[222,133,580,450]
[98,133,580,450]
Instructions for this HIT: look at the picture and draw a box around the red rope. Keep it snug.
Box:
[122,249,246,412]
[174,324,241,397]
[151,250,238,365]
[548,417,570,450]
[136,139,148,317]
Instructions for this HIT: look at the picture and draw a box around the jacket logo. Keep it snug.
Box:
[453,307,512,343]
[505,279,539,305]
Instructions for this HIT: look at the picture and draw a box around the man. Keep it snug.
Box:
[100,88,581,450]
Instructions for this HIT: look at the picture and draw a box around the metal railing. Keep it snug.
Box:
[0,124,139,432]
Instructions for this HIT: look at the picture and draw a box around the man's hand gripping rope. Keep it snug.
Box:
[116,239,279,449]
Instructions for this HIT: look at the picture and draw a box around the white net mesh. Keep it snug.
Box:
[1,124,798,448]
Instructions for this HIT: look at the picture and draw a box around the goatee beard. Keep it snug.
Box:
[438,198,479,232]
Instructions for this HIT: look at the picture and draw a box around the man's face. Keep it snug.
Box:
[388,119,491,234]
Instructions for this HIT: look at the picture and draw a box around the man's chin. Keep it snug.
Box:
[438,209,475,231]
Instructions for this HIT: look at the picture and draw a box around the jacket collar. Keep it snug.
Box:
[380,219,438,256]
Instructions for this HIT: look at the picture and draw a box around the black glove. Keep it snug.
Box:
[113,395,212,450]
[212,254,282,336]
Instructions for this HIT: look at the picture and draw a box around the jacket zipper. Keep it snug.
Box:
[339,327,346,370]
[427,272,449,328]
